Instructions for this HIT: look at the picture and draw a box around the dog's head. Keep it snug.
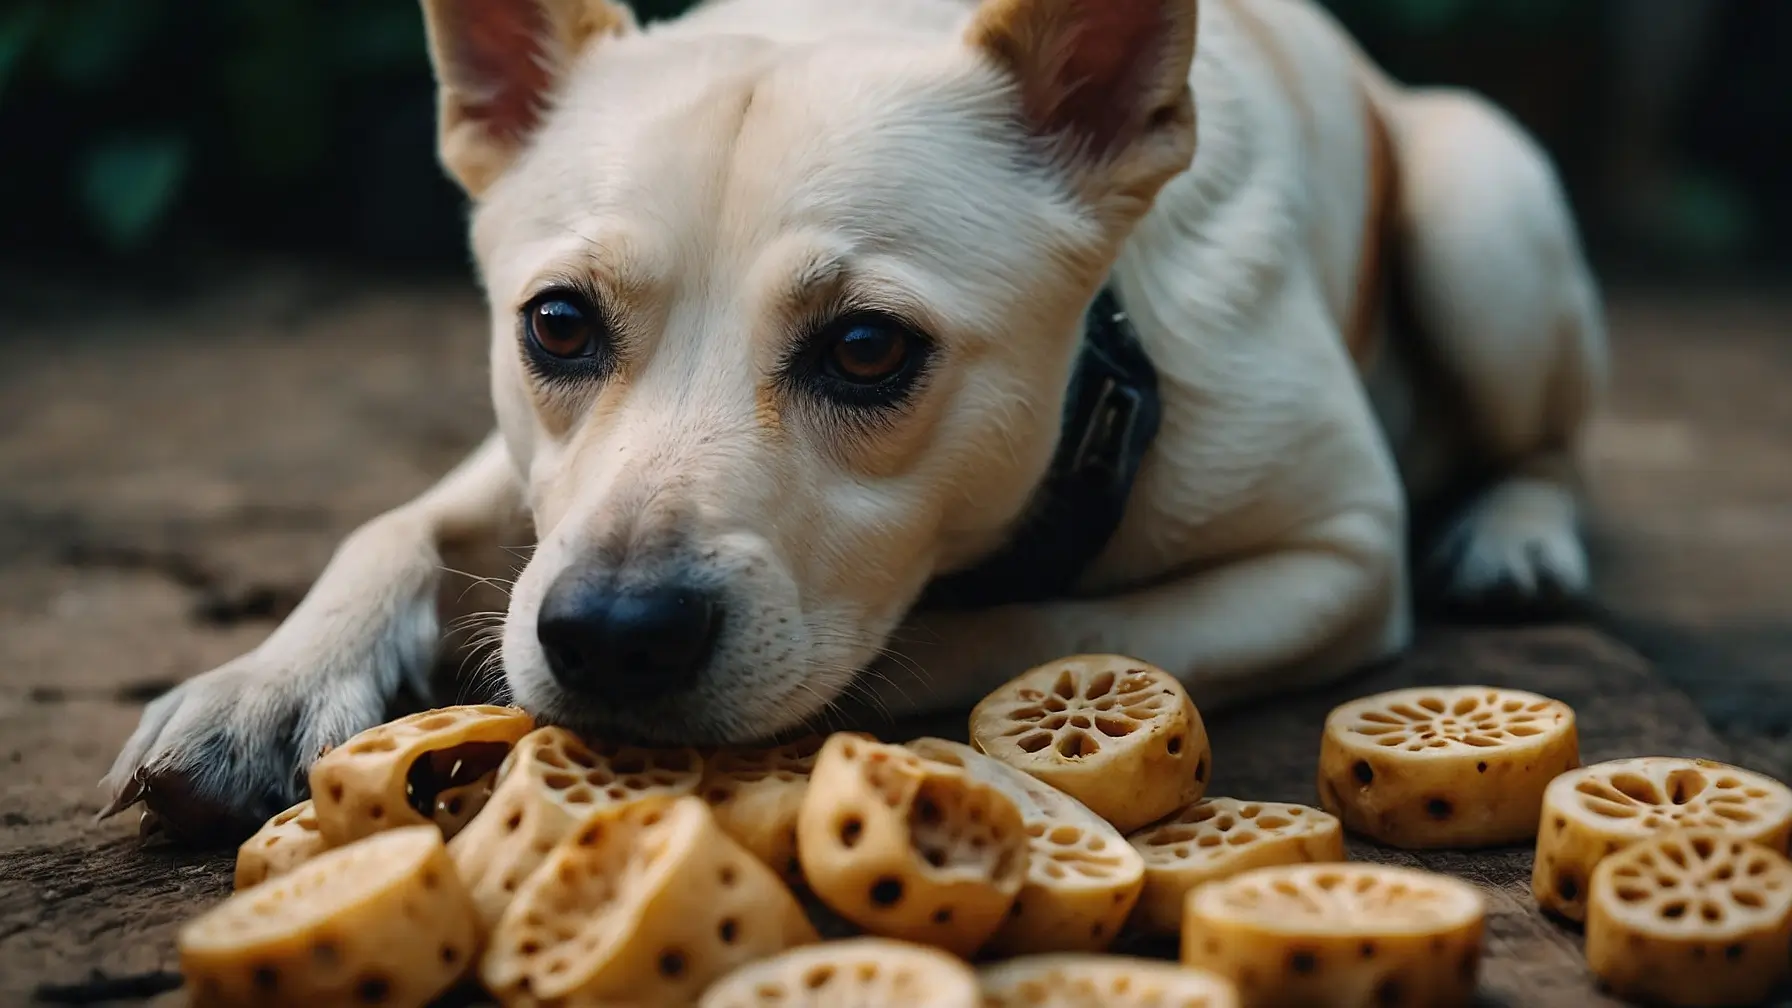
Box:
[422,0,1198,742]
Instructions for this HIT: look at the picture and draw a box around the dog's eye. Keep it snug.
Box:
[819,315,918,387]
[523,292,604,360]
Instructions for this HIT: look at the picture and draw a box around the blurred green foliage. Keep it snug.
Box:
[0,0,1781,273]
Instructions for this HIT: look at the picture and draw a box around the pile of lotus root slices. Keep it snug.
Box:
[173,656,1792,1008]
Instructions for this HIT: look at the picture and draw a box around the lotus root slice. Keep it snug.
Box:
[1317,686,1578,849]
[448,727,703,927]
[482,796,816,1005]
[1127,797,1343,934]
[182,825,478,1008]
[701,735,826,885]
[1533,757,1792,921]
[234,800,329,891]
[308,705,533,846]
[797,733,1029,957]
[1586,830,1792,1006]
[1182,863,1485,1008]
[907,736,1143,955]
[970,654,1209,833]
[980,954,1240,1008]
[698,937,980,1008]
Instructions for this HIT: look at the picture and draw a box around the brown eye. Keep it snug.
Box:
[524,293,603,359]
[822,319,913,385]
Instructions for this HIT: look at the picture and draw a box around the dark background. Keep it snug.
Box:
[1,0,1789,288]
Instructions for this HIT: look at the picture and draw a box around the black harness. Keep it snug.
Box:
[917,287,1163,610]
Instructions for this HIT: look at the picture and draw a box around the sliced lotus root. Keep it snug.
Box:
[701,735,826,885]
[1181,863,1485,1008]
[307,704,534,847]
[1533,757,1792,921]
[906,737,1144,955]
[234,800,329,891]
[796,733,1029,957]
[1127,797,1345,935]
[481,796,816,1005]
[1586,830,1792,1007]
[970,655,1209,833]
[697,937,980,1008]
[1316,686,1579,849]
[448,726,703,928]
[980,954,1240,1008]
[181,824,478,1008]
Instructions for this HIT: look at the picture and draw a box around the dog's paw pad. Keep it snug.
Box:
[1429,478,1588,614]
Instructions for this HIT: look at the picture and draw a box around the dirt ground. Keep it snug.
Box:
[2,272,1790,1005]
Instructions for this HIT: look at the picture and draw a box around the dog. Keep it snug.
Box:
[103,0,1604,835]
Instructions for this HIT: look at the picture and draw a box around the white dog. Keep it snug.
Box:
[104,0,1603,834]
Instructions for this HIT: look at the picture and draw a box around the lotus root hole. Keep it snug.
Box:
[1556,872,1579,902]
[368,804,384,820]
[870,877,904,907]
[720,865,738,886]
[718,918,739,944]
[1610,773,1663,804]
[658,949,687,978]
[838,815,864,848]
[1425,797,1453,820]
[1353,760,1374,785]
[356,975,390,1003]
[349,737,397,755]
[1257,815,1290,830]
[505,811,523,832]
[1195,757,1208,782]
[805,966,835,990]
[252,965,278,990]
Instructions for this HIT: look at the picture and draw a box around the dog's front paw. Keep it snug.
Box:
[1427,476,1589,618]
[101,654,387,844]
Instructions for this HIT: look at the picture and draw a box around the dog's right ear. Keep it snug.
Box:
[420,0,635,197]
[967,0,1198,220]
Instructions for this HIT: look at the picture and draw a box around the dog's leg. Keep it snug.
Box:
[1386,88,1608,610]
[1383,90,1612,609]
[875,508,1405,716]
[101,432,524,835]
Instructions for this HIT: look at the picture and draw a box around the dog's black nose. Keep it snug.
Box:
[536,574,722,700]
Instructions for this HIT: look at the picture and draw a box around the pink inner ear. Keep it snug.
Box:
[999,0,1176,160]
[440,0,556,145]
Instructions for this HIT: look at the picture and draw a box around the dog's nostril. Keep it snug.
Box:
[536,574,722,700]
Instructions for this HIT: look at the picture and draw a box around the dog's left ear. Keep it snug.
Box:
[967,0,1198,215]
[421,0,636,197]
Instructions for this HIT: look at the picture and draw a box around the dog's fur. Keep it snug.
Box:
[104,0,1604,829]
